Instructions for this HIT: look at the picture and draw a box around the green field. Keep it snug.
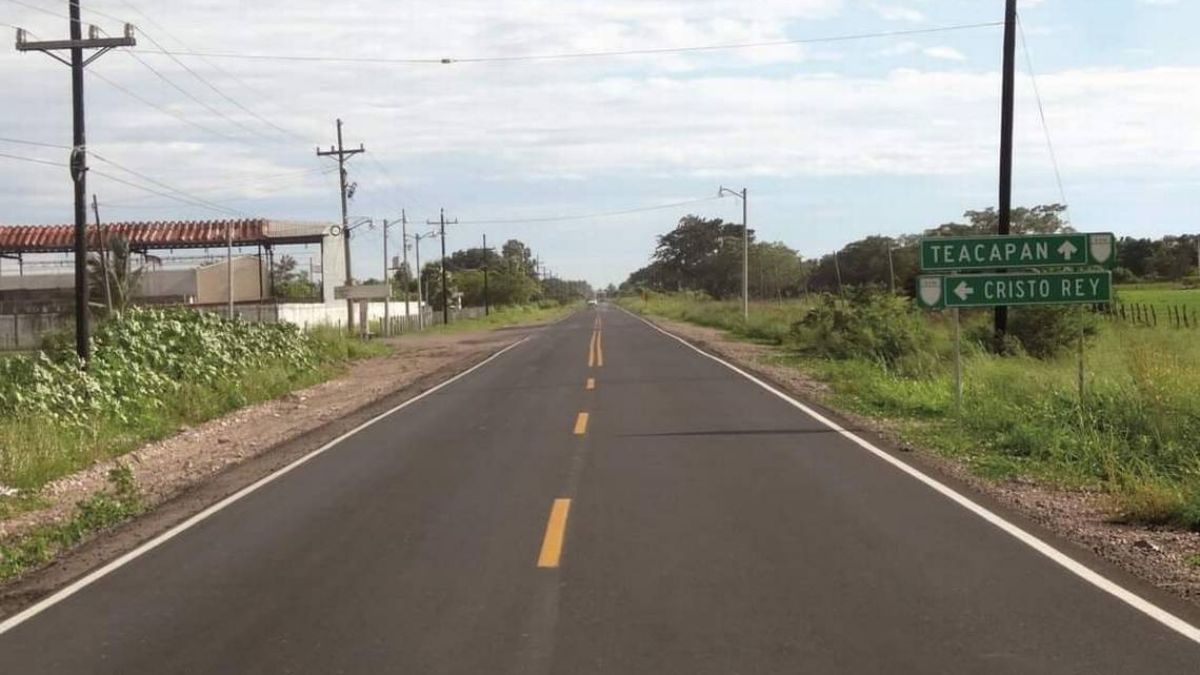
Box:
[1115,283,1200,314]
[624,293,1200,529]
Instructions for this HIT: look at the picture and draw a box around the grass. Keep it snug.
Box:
[421,302,580,335]
[0,465,142,580]
[624,293,1200,529]
[1115,283,1200,315]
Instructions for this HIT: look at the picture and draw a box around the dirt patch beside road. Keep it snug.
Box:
[642,313,1200,608]
[0,324,546,612]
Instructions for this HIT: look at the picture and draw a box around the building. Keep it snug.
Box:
[0,218,345,313]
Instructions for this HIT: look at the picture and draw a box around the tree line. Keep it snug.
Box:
[622,205,1200,298]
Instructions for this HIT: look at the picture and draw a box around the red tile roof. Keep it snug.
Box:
[0,219,272,253]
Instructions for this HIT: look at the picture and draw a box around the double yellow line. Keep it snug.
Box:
[587,315,604,368]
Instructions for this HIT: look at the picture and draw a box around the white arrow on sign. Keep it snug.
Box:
[953,281,974,301]
[1057,240,1078,261]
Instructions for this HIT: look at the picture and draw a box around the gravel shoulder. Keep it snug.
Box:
[0,322,550,612]
[642,313,1200,608]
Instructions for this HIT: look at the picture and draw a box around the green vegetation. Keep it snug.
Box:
[625,293,1200,530]
[1116,284,1200,313]
[0,308,387,494]
[0,464,142,580]
[423,302,580,335]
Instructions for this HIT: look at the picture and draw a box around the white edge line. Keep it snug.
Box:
[622,307,1200,645]
[0,336,531,635]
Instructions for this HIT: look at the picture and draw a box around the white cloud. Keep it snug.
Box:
[922,46,967,61]
[1,0,1197,229]
[872,4,926,22]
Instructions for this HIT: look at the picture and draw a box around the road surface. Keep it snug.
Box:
[2,306,1198,673]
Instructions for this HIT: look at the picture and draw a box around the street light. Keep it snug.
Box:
[718,186,749,320]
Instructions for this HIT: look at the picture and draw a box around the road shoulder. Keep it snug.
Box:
[635,310,1200,612]
[0,325,542,618]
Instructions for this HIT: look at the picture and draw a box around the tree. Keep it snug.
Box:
[88,235,158,316]
[270,255,320,301]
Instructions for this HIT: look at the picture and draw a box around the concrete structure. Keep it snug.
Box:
[0,257,269,312]
[0,218,345,306]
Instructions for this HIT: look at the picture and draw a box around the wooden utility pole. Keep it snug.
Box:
[400,210,410,330]
[426,210,457,325]
[15,6,136,363]
[482,233,490,316]
[995,0,1018,349]
[316,119,365,331]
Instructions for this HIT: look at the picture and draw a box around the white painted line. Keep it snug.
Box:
[0,337,531,636]
[622,308,1200,645]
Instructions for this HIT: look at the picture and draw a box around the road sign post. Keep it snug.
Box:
[920,233,1115,272]
[916,271,1112,310]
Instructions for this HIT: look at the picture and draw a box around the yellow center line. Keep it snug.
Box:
[573,412,589,435]
[596,329,604,367]
[586,377,595,390]
[537,498,572,568]
[587,331,596,367]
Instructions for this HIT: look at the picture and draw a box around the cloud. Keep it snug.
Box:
[1137,0,1178,5]
[922,46,967,61]
[872,4,926,23]
[1,1,1197,231]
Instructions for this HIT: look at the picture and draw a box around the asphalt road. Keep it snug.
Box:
[2,306,1198,673]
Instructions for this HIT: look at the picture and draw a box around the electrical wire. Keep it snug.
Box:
[0,136,70,150]
[2,0,68,21]
[133,22,1003,66]
[1017,13,1072,225]
[116,0,310,142]
[87,69,244,144]
[0,150,65,168]
[90,151,246,216]
[456,196,724,226]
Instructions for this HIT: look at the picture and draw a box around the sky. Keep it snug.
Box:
[0,0,1197,287]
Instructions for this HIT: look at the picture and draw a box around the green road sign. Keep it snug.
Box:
[916,271,1112,309]
[920,232,1116,271]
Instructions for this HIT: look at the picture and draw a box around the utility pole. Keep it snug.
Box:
[995,0,1018,349]
[382,218,391,337]
[401,210,410,328]
[888,246,897,295]
[426,209,457,325]
[92,195,112,313]
[719,186,749,320]
[482,233,490,316]
[15,8,136,363]
[316,119,365,332]
[833,251,845,298]
[413,231,427,329]
[226,219,234,317]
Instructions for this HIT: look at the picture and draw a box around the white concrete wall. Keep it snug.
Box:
[276,301,424,330]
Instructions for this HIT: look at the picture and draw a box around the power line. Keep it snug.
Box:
[0,136,70,149]
[2,0,69,21]
[115,0,309,142]
[457,196,723,225]
[90,151,246,216]
[115,44,281,145]
[132,22,1003,66]
[1017,13,1071,224]
[132,28,306,142]
[87,68,244,143]
[0,150,66,168]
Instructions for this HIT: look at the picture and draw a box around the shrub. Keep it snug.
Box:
[1006,306,1099,359]
[790,292,929,367]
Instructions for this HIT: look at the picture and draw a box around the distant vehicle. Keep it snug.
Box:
[587,299,598,307]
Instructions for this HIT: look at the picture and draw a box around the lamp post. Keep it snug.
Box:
[719,186,749,320]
